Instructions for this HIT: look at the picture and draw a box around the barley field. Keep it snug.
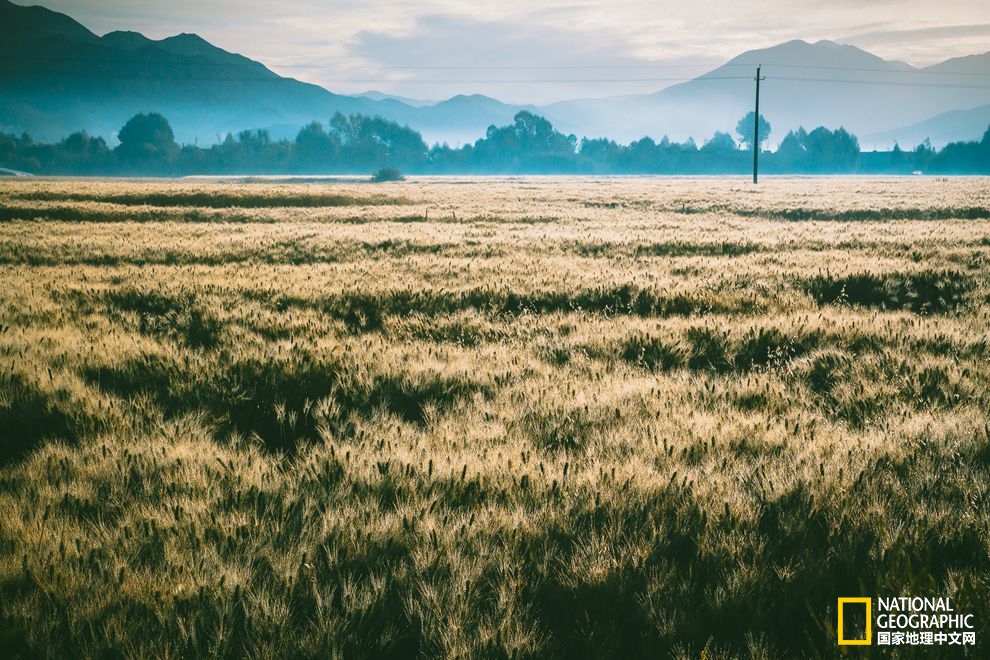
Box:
[1,176,989,658]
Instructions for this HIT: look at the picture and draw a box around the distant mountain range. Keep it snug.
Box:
[2,0,989,148]
[543,40,990,147]
[863,104,990,150]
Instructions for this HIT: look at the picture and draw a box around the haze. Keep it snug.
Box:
[34,0,990,104]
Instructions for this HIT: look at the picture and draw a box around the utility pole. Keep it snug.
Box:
[753,65,765,184]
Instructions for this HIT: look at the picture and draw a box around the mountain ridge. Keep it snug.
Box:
[544,39,990,145]
[2,0,988,147]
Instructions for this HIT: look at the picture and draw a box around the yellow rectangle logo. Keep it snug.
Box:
[838,598,872,645]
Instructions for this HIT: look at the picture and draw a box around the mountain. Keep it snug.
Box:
[358,91,437,108]
[544,40,990,146]
[0,0,529,145]
[2,1,989,148]
[923,52,990,76]
[0,0,365,142]
[408,95,543,146]
[0,0,95,46]
[863,104,990,149]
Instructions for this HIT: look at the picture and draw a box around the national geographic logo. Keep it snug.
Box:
[837,597,978,647]
[837,598,871,645]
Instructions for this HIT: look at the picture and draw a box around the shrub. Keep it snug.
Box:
[371,167,405,182]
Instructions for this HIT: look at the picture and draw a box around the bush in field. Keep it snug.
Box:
[371,167,405,182]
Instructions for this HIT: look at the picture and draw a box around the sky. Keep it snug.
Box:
[36,0,990,104]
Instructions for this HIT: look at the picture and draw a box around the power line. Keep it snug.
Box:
[5,57,990,88]
[284,61,990,77]
[7,51,990,77]
[759,62,990,77]
[312,76,755,84]
[770,75,990,89]
[286,63,721,70]
[272,75,990,88]
[7,69,990,88]
[0,70,753,84]
[279,61,990,75]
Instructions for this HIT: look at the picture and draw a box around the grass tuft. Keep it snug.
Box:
[804,270,972,313]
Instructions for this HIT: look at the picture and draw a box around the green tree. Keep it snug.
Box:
[805,126,859,172]
[56,131,110,173]
[579,137,623,172]
[701,131,737,154]
[929,125,990,174]
[328,113,426,170]
[115,112,178,172]
[473,111,577,171]
[293,121,339,171]
[736,112,771,151]
[890,142,906,171]
[913,138,935,172]
[770,126,860,172]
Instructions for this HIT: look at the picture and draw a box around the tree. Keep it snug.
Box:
[889,142,906,171]
[929,124,990,174]
[776,129,807,163]
[701,131,737,154]
[56,131,110,173]
[115,112,178,171]
[579,137,622,172]
[768,126,861,172]
[620,137,658,171]
[472,111,577,171]
[736,112,771,151]
[293,121,339,170]
[913,138,935,172]
[328,113,426,170]
[805,126,859,172]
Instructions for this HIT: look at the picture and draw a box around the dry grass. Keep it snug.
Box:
[1,175,989,658]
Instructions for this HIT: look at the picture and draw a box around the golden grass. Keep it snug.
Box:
[1,176,989,658]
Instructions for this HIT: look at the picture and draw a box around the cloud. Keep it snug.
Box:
[354,15,643,69]
[839,23,990,66]
[841,22,990,48]
[259,13,720,103]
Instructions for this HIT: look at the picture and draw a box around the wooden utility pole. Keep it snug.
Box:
[753,65,765,184]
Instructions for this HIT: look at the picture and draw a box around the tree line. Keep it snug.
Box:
[1,110,987,176]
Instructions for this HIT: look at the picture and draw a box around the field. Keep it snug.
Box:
[1,176,989,658]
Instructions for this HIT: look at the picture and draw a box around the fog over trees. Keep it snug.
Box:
[1,111,987,176]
